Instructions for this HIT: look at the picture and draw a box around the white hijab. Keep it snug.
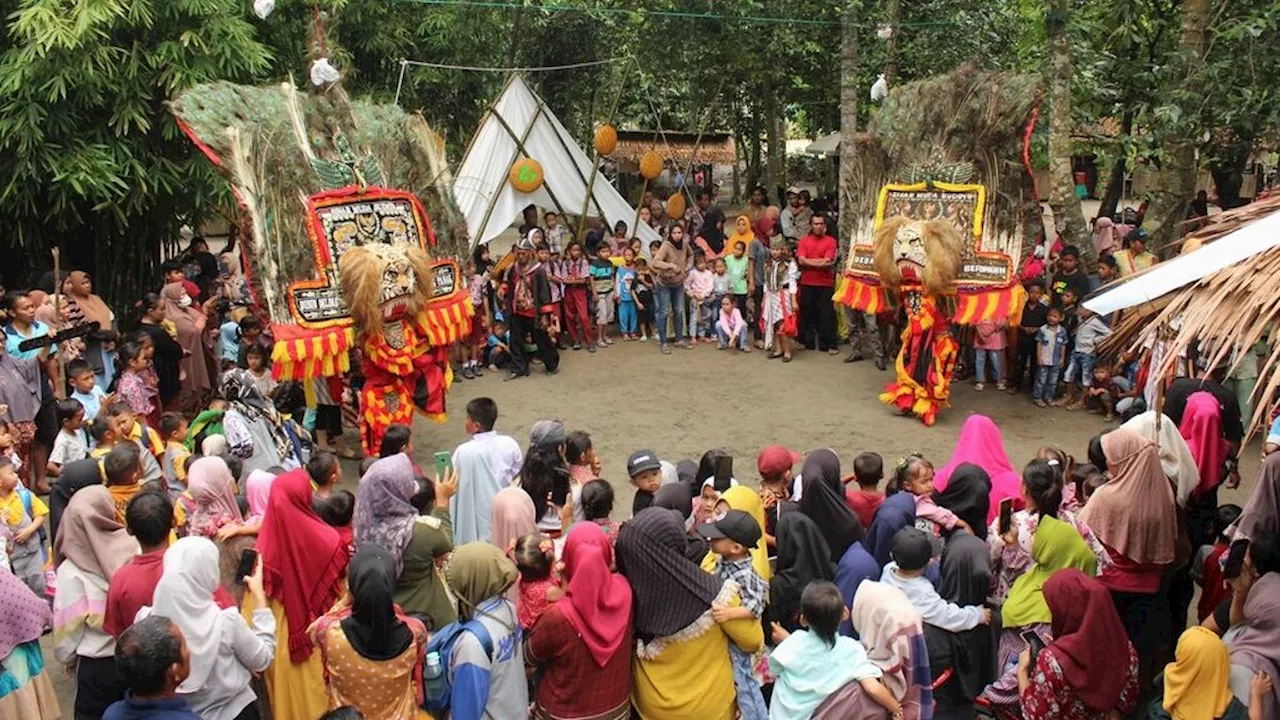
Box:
[145,536,223,692]
[1120,411,1200,506]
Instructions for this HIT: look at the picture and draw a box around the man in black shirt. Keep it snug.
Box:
[1051,245,1093,309]
[1010,279,1049,393]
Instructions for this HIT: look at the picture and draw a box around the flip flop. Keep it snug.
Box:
[782,355,793,362]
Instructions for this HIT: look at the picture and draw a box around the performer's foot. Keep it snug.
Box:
[503,372,526,382]
[845,349,864,363]
[876,358,887,371]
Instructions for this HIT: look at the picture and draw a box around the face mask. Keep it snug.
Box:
[178,294,192,308]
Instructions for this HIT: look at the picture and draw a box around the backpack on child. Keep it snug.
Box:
[422,617,493,713]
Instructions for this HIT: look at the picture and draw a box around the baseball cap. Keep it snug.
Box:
[891,526,933,572]
[757,445,801,479]
[785,185,801,196]
[698,509,762,548]
[627,449,662,478]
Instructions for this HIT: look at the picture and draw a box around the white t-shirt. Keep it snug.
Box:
[49,430,89,467]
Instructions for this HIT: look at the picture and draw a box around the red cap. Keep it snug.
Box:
[757,445,801,479]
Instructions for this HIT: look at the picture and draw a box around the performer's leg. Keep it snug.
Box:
[816,286,836,351]
[507,315,532,377]
[535,322,560,373]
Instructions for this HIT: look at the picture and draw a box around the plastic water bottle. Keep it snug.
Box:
[424,651,445,701]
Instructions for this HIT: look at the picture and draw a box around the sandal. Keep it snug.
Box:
[782,354,793,362]
[768,352,783,360]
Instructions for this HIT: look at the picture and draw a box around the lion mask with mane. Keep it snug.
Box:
[337,242,433,334]
[872,216,963,296]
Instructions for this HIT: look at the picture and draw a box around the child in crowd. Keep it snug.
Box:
[882,527,991,631]
[973,316,1007,391]
[114,341,159,429]
[158,412,190,496]
[1010,279,1048,393]
[1068,463,1106,510]
[1193,504,1243,622]
[106,402,163,483]
[757,444,800,549]
[379,424,412,458]
[634,257,655,342]
[627,449,663,515]
[610,222,629,256]
[89,415,118,456]
[685,253,715,341]
[1034,306,1069,408]
[897,455,971,536]
[0,422,18,471]
[559,241,593,351]
[460,260,489,378]
[725,240,750,321]
[218,312,241,371]
[544,211,569,256]
[486,320,511,370]
[47,398,88,477]
[715,295,750,352]
[712,258,731,314]
[536,243,565,350]
[244,345,276,398]
[700,510,769,720]
[513,532,562,631]
[68,359,109,435]
[581,479,619,552]
[761,237,798,360]
[235,315,268,369]
[565,431,597,522]
[308,450,342,500]
[1085,363,1118,420]
[316,489,355,552]
[769,581,903,720]
[0,455,47,595]
[1063,306,1111,410]
[1058,288,1080,340]
[616,248,639,341]
[103,443,144,522]
[590,243,617,347]
[845,451,885,529]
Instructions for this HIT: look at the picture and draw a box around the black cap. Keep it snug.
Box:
[891,526,933,571]
[627,449,662,478]
[698,510,762,548]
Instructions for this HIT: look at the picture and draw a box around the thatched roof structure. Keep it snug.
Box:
[614,129,736,166]
[1095,193,1280,438]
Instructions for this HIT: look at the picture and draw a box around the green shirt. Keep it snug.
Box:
[393,508,456,630]
[725,253,749,295]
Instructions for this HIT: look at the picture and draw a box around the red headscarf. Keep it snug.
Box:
[1179,391,1228,497]
[1043,568,1134,712]
[256,469,349,662]
[754,216,775,241]
[559,522,632,667]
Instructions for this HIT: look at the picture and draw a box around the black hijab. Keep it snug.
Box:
[49,459,102,543]
[769,512,835,632]
[616,508,723,640]
[933,463,992,540]
[652,483,710,562]
[342,546,413,662]
[699,208,726,254]
[865,491,916,567]
[925,531,999,705]
[798,449,863,561]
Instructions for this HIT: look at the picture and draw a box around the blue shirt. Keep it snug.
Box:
[218,321,240,362]
[103,693,201,720]
[4,321,55,361]
[616,266,637,302]
[487,331,509,349]
[1036,324,1070,367]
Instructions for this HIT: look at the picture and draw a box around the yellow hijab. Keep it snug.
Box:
[1162,626,1234,720]
[725,215,755,257]
[700,485,772,583]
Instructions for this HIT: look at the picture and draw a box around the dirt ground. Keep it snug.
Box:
[43,338,1260,715]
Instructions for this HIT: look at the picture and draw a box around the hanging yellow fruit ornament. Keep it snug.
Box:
[594,124,618,156]
[639,150,663,181]
[509,157,544,193]
[666,193,687,219]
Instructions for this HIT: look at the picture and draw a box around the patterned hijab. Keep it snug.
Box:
[221,369,292,462]
[0,566,53,659]
[354,454,419,573]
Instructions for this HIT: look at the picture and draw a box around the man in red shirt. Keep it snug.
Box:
[794,213,839,354]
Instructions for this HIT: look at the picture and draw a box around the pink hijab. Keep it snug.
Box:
[934,414,1023,523]
[1180,391,1229,498]
[245,469,275,521]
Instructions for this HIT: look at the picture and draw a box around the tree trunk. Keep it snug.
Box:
[1045,0,1092,270]
[838,0,859,246]
[1209,137,1252,209]
[1143,0,1210,251]
[747,99,763,197]
[1098,109,1135,220]
[504,1,526,68]
[884,0,900,87]
[764,76,783,194]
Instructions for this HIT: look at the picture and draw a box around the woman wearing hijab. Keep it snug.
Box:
[983,461,1099,712]
[490,485,537,551]
[160,280,211,412]
[865,490,917,567]
[701,484,772,583]
[1018,569,1139,720]
[48,457,101,543]
[768,512,836,633]
[354,454,419,573]
[1180,391,1232,544]
[244,469,274,523]
[1231,452,1279,543]
[52,485,139,719]
[394,470,456,632]
[1091,215,1120,257]
[1080,428,1177,683]
[1151,627,1254,720]
[934,414,1023,523]
[256,468,350,720]
[0,569,58,719]
[724,214,755,257]
[186,456,243,538]
[222,369,298,476]
[443,542,528,720]
[1225,534,1280,718]
[135,292,185,409]
[833,541,879,638]
[694,207,727,260]
[798,449,863,561]
[848,581,932,719]
[617,508,763,720]
[1123,409,1200,507]
[527,523,633,720]
[65,270,116,385]
[924,532,997,720]
[652,482,710,561]
[141,536,275,720]
[934,463,992,541]
[310,546,428,720]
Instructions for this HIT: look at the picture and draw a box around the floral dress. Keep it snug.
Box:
[986,509,1111,604]
[1020,645,1139,720]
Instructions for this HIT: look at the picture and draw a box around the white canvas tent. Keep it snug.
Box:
[453,75,660,249]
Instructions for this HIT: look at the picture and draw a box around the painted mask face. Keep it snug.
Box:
[893,223,927,279]
[369,244,417,321]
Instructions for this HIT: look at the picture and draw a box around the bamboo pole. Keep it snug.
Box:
[576,76,627,242]
[51,248,65,399]
[630,178,650,240]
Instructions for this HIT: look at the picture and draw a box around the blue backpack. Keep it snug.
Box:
[422,617,493,713]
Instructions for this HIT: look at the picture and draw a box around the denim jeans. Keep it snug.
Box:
[688,297,713,338]
[974,349,1003,384]
[1033,364,1061,402]
[716,321,748,350]
[654,283,685,345]
[618,300,637,334]
[730,646,768,720]
[1064,351,1095,386]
